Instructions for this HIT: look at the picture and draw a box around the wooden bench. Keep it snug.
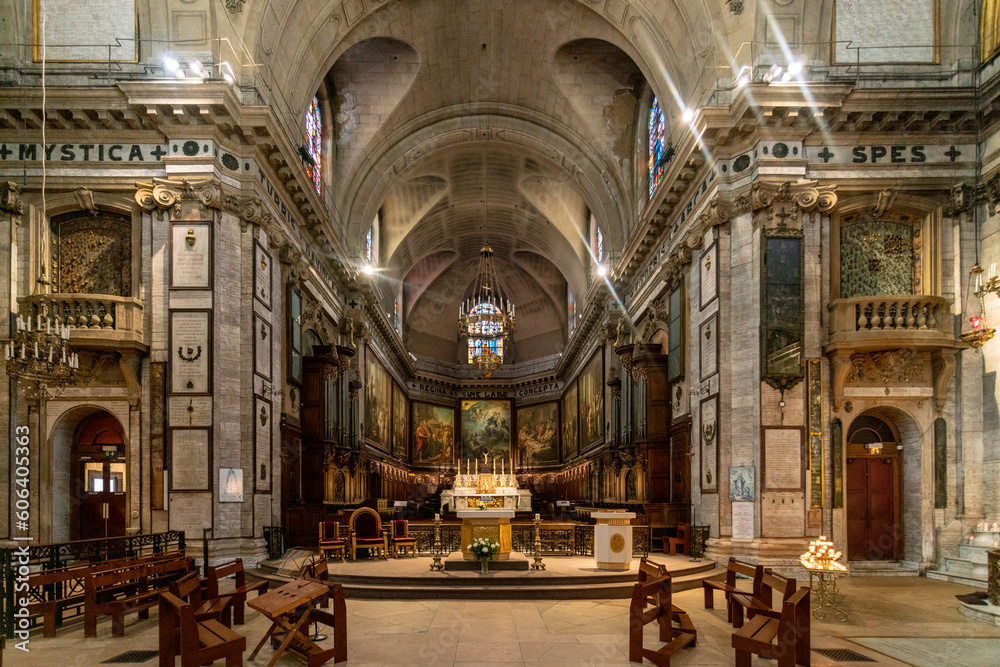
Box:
[731,586,810,667]
[205,558,268,625]
[169,572,234,627]
[629,569,696,665]
[27,551,187,637]
[730,568,796,629]
[702,557,762,623]
[84,556,192,637]
[158,591,245,667]
[663,523,690,556]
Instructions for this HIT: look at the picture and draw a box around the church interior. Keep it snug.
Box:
[3,0,1000,664]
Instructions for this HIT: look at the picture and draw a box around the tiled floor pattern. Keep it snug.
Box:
[9,570,1000,665]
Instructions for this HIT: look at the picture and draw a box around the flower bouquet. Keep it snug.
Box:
[469,536,500,573]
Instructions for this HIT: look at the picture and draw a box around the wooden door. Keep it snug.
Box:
[846,457,898,560]
[77,459,127,540]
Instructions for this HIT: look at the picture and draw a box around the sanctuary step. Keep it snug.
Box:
[444,552,530,571]
[252,554,721,601]
[846,561,919,576]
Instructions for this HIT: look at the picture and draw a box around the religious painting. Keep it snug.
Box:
[562,381,578,460]
[411,402,455,465]
[516,401,559,466]
[730,466,754,502]
[219,468,243,503]
[392,382,408,461]
[461,399,512,467]
[364,352,391,451]
[579,349,604,449]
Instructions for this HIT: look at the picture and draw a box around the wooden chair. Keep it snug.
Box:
[319,521,346,562]
[349,507,388,560]
[731,586,810,667]
[303,558,334,609]
[730,568,796,629]
[158,591,245,667]
[205,558,268,625]
[390,519,417,558]
[664,523,690,556]
[702,557,762,624]
[628,569,697,665]
[168,572,233,628]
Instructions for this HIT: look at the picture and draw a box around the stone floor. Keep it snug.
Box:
[10,557,1000,666]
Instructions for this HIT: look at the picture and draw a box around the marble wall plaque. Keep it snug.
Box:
[171,223,211,288]
[833,0,937,64]
[700,242,717,308]
[168,492,212,533]
[700,315,718,380]
[254,315,272,380]
[732,501,754,540]
[170,429,210,491]
[171,311,211,393]
[254,240,272,309]
[763,428,803,490]
[168,396,213,427]
[33,0,137,62]
[761,492,805,538]
[255,398,272,492]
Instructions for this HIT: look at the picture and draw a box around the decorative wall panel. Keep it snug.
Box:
[840,217,916,298]
[51,211,132,295]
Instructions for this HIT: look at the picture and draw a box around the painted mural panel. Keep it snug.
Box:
[579,350,604,449]
[461,399,511,465]
[365,352,391,451]
[516,401,559,466]
[411,402,455,465]
[392,382,408,461]
[562,381,578,460]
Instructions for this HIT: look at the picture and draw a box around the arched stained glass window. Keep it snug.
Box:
[648,96,667,197]
[596,227,604,264]
[305,96,322,195]
[467,302,504,363]
[365,227,374,264]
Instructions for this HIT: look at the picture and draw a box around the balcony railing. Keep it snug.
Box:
[827,296,954,350]
[18,294,146,351]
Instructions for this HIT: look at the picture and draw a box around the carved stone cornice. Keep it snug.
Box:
[134,177,223,219]
[692,197,731,238]
[750,179,838,234]
[983,172,1000,216]
[0,181,23,216]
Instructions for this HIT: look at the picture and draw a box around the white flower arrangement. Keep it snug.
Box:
[468,537,501,562]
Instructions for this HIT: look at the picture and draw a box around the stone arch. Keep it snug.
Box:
[46,403,131,543]
[842,404,929,566]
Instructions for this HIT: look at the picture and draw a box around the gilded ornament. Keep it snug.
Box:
[610,533,625,553]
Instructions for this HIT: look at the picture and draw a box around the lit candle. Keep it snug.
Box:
[34,341,38,358]
[434,513,439,521]
[535,513,540,521]
[46,319,50,334]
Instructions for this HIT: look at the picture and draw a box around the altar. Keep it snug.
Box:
[439,462,532,512]
[458,509,514,560]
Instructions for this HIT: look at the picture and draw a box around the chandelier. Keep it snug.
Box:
[458,245,516,378]
[4,311,79,388]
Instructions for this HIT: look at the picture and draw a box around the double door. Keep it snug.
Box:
[846,456,899,561]
[76,458,127,541]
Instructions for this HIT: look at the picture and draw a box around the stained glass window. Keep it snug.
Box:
[648,96,667,197]
[394,299,400,332]
[305,96,322,195]
[365,227,374,264]
[596,227,604,264]
[467,302,504,362]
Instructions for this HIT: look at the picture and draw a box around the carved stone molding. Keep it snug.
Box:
[983,172,1000,216]
[0,181,23,216]
[119,350,142,408]
[749,180,838,233]
[848,348,923,385]
[692,197,731,238]
[946,183,974,216]
[871,188,897,219]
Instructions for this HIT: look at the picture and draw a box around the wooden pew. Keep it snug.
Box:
[84,556,192,637]
[169,572,233,627]
[731,586,810,667]
[628,566,696,665]
[664,523,690,556]
[702,557,762,623]
[205,558,268,625]
[730,568,797,629]
[158,591,245,667]
[26,551,187,637]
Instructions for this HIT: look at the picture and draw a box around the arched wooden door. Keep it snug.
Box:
[71,413,127,541]
[845,414,901,561]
